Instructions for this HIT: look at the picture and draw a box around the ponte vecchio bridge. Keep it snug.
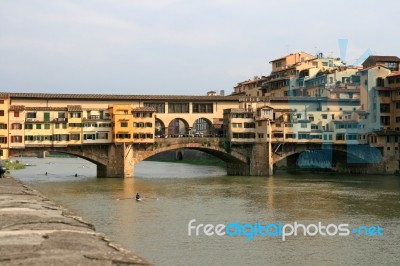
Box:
[0,92,385,177]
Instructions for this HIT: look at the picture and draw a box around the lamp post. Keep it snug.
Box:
[267,119,273,176]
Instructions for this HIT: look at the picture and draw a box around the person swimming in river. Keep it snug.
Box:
[135,193,141,201]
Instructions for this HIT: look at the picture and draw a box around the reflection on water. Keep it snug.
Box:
[10,157,400,266]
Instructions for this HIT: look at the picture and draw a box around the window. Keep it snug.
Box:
[301,123,307,128]
[84,134,96,140]
[11,136,22,143]
[0,137,7,143]
[70,112,81,118]
[144,103,165,113]
[0,110,4,116]
[97,133,108,140]
[380,116,390,126]
[380,104,390,113]
[26,112,36,119]
[121,122,128,127]
[44,124,50,129]
[285,133,296,139]
[168,103,189,113]
[53,134,69,141]
[70,134,80,140]
[347,134,358,140]
[322,114,327,119]
[336,133,345,141]
[116,134,131,139]
[0,123,7,129]
[258,133,264,138]
[44,112,50,122]
[24,135,34,141]
[25,124,33,129]
[244,123,255,128]
[69,123,83,127]
[192,103,213,113]
[12,123,22,130]
[298,134,310,139]
[297,114,302,119]
[14,111,19,117]
[232,133,255,139]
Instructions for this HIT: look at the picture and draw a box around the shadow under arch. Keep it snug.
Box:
[276,146,382,171]
[144,146,247,166]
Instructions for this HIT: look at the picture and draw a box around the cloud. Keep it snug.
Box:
[0,0,399,95]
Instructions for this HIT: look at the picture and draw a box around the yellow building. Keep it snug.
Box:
[0,96,10,159]
[223,109,255,143]
[109,104,134,143]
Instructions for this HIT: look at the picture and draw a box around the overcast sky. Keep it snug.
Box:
[0,0,398,95]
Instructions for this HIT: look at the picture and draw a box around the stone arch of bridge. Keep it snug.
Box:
[137,144,248,165]
[9,146,109,173]
[274,147,377,167]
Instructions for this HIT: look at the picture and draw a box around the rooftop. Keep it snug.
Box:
[0,92,240,102]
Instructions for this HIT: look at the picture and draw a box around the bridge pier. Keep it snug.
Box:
[250,143,273,176]
[97,143,134,178]
[227,162,250,176]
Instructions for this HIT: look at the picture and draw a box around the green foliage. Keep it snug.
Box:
[219,139,231,153]
[4,160,25,170]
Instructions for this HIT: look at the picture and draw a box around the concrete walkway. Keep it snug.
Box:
[0,176,151,265]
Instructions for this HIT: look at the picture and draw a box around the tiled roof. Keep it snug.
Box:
[365,55,400,63]
[67,105,82,112]
[25,107,68,111]
[256,105,274,110]
[374,130,400,136]
[9,105,25,111]
[132,107,156,112]
[0,92,240,102]
[388,71,400,77]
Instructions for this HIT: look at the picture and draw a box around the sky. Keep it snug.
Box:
[0,0,398,95]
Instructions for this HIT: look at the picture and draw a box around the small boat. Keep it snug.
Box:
[136,197,142,202]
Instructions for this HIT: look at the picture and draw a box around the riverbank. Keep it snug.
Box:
[0,175,151,265]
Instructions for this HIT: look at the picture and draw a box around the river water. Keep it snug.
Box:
[9,157,400,266]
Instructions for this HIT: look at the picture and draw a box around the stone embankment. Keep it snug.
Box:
[0,175,151,265]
